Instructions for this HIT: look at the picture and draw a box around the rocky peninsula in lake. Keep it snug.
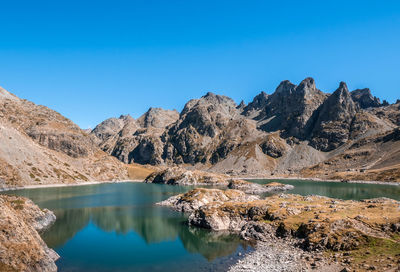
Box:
[159,188,400,271]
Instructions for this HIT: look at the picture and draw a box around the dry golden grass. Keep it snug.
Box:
[265,182,286,187]
[180,188,244,203]
[0,158,21,186]
[127,163,158,180]
[301,163,400,182]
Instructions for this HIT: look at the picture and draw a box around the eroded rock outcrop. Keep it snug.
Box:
[351,88,382,109]
[162,92,262,165]
[228,180,293,194]
[91,107,179,164]
[145,167,229,186]
[244,77,327,139]
[157,188,258,212]
[91,114,137,144]
[309,82,358,151]
[0,195,58,272]
[137,107,179,128]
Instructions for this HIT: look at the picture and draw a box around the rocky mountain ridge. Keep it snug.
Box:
[92,78,400,181]
[0,87,128,188]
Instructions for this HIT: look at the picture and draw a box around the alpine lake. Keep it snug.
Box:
[3,179,400,271]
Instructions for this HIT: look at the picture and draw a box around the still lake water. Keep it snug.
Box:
[5,183,252,272]
[249,179,400,200]
[4,180,400,271]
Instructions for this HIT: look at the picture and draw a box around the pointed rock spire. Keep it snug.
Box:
[275,80,296,94]
[309,81,358,151]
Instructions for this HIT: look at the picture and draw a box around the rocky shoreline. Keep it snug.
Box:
[0,195,58,272]
[234,176,400,186]
[228,179,294,194]
[0,179,142,192]
[145,167,230,186]
[227,239,341,272]
[158,188,400,271]
[1,177,400,271]
[157,188,259,213]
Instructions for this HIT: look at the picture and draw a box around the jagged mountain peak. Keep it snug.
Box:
[201,91,235,104]
[243,78,327,138]
[323,81,356,115]
[275,80,296,94]
[252,91,269,102]
[137,107,179,128]
[296,77,320,96]
[309,81,358,151]
[351,88,382,109]
[328,82,360,111]
[119,113,133,118]
[298,77,315,87]
[273,77,322,98]
[182,92,237,116]
[330,81,351,99]
[203,91,217,98]
[118,114,135,123]
[237,100,246,110]
[91,116,131,143]
[352,88,371,97]
[88,79,399,177]
[339,81,348,90]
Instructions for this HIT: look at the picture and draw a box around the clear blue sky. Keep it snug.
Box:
[1,0,399,128]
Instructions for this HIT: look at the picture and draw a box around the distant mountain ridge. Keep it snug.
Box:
[0,77,399,186]
[91,78,400,181]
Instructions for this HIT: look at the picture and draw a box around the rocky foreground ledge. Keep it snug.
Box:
[0,195,58,272]
[159,188,400,271]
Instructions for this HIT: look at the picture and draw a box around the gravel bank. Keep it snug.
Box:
[228,239,342,272]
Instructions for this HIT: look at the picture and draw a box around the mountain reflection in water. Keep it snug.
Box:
[42,205,248,261]
[6,183,252,271]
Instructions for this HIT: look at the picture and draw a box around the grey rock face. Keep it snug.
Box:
[244,77,327,139]
[259,134,288,158]
[309,82,358,151]
[32,208,57,233]
[91,115,135,144]
[91,78,399,176]
[162,92,257,164]
[26,128,93,158]
[91,108,178,164]
[242,91,269,118]
[137,107,179,128]
[351,88,381,109]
